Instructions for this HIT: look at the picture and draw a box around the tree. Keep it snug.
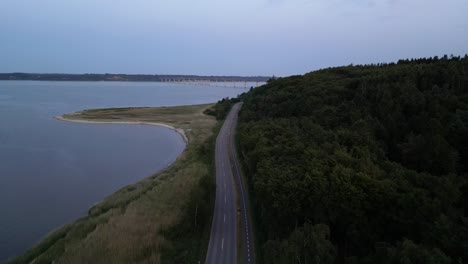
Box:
[263,223,336,264]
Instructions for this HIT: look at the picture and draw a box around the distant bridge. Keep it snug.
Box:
[0,73,271,86]
[159,78,266,88]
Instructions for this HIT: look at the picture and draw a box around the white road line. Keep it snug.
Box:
[224,214,226,223]
[221,238,224,250]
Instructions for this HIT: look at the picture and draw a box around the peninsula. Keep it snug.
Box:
[9,103,220,263]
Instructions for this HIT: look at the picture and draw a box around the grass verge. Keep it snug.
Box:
[8,103,218,264]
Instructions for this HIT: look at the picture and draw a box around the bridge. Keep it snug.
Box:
[158,78,266,88]
[0,73,271,85]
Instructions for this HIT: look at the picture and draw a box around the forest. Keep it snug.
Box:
[236,55,468,263]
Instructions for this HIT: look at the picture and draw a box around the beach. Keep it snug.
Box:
[55,115,188,143]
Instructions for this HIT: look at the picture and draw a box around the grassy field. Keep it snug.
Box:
[9,103,218,264]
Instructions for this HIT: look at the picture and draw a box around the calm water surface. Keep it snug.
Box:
[0,81,244,261]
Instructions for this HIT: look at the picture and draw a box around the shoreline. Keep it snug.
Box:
[10,104,215,263]
[54,115,188,143]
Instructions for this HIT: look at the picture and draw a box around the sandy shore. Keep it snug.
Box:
[54,115,188,143]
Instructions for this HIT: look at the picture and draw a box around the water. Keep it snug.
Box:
[0,81,244,262]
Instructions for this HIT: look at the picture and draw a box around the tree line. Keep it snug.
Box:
[236,55,468,263]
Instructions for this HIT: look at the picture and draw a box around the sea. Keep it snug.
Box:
[0,80,245,261]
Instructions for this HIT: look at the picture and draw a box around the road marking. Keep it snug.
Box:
[206,104,252,263]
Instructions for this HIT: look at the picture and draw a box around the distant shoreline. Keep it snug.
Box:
[54,115,188,143]
[0,73,270,83]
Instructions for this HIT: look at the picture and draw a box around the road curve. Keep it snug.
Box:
[205,102,254,264]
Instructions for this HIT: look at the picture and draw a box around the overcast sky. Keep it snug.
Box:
[1,0,467,76]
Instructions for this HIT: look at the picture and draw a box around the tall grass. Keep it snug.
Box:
[160,122,221,263]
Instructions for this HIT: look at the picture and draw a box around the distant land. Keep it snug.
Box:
[0,73,270,82]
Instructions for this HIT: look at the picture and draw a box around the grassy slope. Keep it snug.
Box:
[9,104,216,264]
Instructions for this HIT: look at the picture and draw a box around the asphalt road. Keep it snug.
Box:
[205,102,254,264]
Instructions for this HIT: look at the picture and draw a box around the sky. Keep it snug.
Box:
[0,0,467,76]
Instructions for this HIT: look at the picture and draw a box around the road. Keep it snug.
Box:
[205,102,254,264]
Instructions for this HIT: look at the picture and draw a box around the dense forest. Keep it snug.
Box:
[237,55,468,263]
[0,73,269,82]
